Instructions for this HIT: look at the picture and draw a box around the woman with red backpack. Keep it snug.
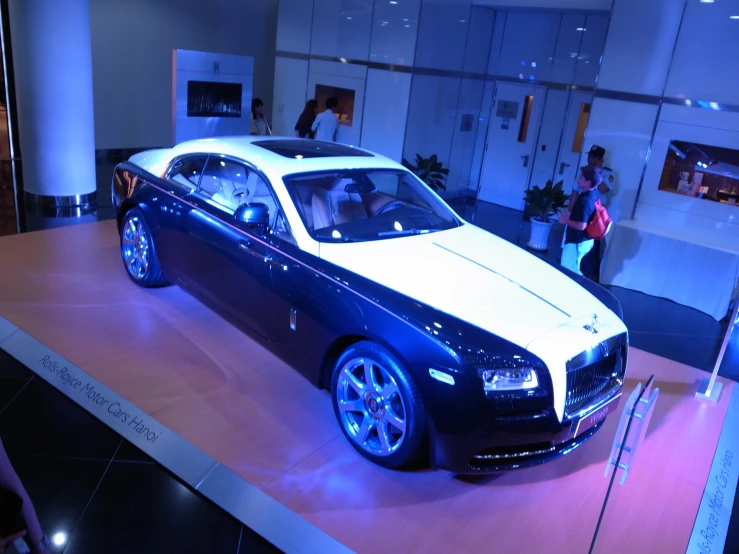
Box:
[558,166,612,276]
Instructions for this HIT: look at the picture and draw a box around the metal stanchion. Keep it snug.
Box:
[696,299,739,403]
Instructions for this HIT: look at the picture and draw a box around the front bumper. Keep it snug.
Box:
[423,335,627,474]
[428,392,618,473]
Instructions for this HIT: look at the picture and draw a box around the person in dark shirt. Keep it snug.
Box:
[558,165,600,276]
[294,99,318,138]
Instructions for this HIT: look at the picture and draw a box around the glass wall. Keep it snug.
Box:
[402,6,609,211]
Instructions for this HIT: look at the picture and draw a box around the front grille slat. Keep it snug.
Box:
[565,347,624,417]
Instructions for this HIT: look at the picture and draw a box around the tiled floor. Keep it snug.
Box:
[0,350,281,554]
[0,167,737,552]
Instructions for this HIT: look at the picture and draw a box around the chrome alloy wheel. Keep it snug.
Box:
[122,216,150,280]
[336,356,408,457]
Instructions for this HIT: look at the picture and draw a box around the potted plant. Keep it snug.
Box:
[402,154,449,192]
[523,179,568,251]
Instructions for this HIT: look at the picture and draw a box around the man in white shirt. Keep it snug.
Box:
[311,97,339,142]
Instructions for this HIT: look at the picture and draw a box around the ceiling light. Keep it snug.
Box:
[576,27,586,31]
[700,0,715,3]
[389,0,398,4]
[731,15,739,19]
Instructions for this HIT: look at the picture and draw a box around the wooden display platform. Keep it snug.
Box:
[0,221,734,554]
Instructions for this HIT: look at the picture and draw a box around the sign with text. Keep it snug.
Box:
[0,323,216,487]
[686,387,739,554]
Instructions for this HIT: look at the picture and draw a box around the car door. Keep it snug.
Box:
[155,155,208,280]
[179,155,279,342]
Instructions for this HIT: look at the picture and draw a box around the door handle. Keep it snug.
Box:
[559,162,570,175]
[238,240,265,261]
[238,240,285,270]
[521,155,530,168]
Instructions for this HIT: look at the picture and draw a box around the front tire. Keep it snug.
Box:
[331,341,427,468]
[120,208,169,288]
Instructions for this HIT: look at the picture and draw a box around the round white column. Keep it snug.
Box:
[8,0,96,208]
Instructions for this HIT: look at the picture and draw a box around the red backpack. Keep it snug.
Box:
[586,199,612,240]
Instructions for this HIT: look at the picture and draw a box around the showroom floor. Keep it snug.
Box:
[0,350,280,554]
[0,159,736,552]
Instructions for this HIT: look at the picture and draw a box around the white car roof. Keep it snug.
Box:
[169,135,406,177]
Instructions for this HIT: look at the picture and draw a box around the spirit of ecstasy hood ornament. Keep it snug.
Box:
[584,314,599,334]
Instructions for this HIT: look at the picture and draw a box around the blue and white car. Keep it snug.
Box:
[112,136,628,473]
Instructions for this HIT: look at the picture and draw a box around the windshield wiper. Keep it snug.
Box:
[376,228,431,237]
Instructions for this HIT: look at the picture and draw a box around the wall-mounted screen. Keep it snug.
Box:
[315,84,355,126]
[658,140,739,206]
[187,81,242,118]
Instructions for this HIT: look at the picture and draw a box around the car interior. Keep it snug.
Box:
[168,157,292,242]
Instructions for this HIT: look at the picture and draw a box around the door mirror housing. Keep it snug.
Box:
[234,203,269,231]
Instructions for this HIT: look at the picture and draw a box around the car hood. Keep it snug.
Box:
[318,223,622,350]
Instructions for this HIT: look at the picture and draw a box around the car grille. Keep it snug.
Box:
[565,345,625,418]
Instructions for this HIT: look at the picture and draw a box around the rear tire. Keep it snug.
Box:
[120,208,169,288]
[331,340,427,468]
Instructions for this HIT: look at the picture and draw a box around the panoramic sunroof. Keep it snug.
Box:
[252,139,374,159]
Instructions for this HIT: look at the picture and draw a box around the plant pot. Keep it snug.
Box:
[527,218,555,251]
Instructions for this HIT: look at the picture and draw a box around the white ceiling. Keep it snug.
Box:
[473,0,613,11]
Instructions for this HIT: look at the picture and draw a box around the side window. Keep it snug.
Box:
[166,156,207,190]
[196,156,296,245]
[247,168,296,246]
[197,157,251,212]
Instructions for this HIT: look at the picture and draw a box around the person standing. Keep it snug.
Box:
[566,145,614,281]
[559,166,599,276]
[311,97,339,142]
[295,99,318,138]
[250,98,272,136]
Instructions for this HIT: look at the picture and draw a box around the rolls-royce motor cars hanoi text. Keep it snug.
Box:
[112,136,628,473]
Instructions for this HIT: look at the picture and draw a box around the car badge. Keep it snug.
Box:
[583,314,599,334]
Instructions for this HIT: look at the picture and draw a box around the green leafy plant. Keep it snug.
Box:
[523,179,568,222]
[402,154,449,191]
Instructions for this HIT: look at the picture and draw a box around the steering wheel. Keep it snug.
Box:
[374,200,408,216]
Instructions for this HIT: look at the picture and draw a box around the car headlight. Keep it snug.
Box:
[481,368,538,392]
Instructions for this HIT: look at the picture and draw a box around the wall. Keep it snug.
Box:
[172,50,254,144]
[90,0,277,150]
[273,0,608,198]
[273,0,420,162]
[586,0,739,233]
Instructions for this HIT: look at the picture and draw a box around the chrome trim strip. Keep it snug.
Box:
[433,242,571,318]
[0,314,351,554]
[277,52,739,113]
[120,170,463,363]
[24,191,97,208]
[275,50,594,92]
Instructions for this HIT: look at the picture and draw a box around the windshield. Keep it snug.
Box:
[283,168,461,242]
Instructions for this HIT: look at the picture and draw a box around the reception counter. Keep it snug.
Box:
[601,219,739,320]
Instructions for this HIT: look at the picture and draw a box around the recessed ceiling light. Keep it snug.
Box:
[389,0,398,4]
[731,15,739,19]
[700,0,715,3]
[346,16,352,19]
[576,27,587,31]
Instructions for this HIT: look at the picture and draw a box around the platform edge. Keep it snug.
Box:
[685,384,739,554]
[0,314,354,554]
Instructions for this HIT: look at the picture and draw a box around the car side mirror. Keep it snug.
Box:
[234,202,269,232]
